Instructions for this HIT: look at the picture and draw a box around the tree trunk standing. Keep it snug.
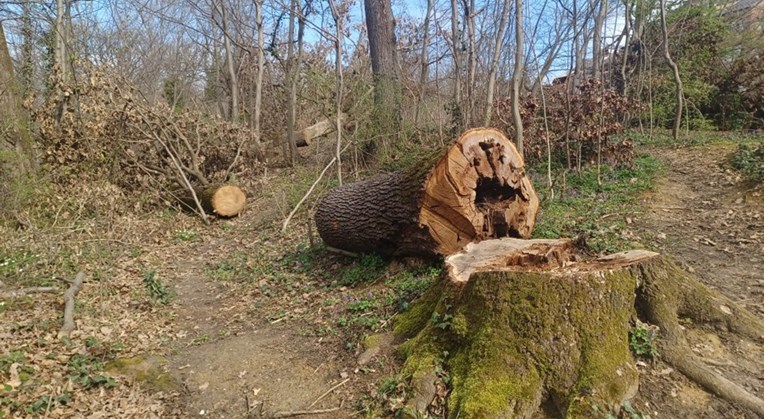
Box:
[217,0,239,122]
[363,0,401,147]
[54,0,71,126]
[315,129,539,257]
[659,0,683,140]
[484,0,511,126]
[464,0,477,127]
[253,0,265,147]
[328,0,345,185]
[449,0,463,132]
[397,239,764,418]
[511,0,525,157]
[414,0,433,127]
[20,0,33,96]
[285,0,301,164]
[592,0,608,79]
[0,23,36,181]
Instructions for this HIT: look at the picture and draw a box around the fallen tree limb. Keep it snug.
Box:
[294,113,348,147]
[0,286,59,299]
[315,128,539,256]
[272,407,340,418]
[308,378,349,408]
[58,272,85,339]
[282,143,351,233]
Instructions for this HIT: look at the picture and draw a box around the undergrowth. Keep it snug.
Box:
[731,141,763,183]
[531,153,664,253]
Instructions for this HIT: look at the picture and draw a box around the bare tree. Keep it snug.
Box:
[512,0,525,156]
[364,0,401,142]
[591,0,608,77]
[414,0,433,127]
[216,0,239,122]
[0,22,36,184]
[659,0,683,140]
[253,0,264,145]
[484,0,511,126]
[450,0,463,131]
[463,0,476,127]
[328,0,345,184]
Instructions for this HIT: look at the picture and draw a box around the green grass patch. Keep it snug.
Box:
[731,141,763,183]
[143,270,172,305]
[532,154,664,253]
[338,254,388,286]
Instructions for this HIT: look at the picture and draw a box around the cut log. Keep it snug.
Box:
[314,128,539,256]
[396,238,764,418]
[179,184,246,217]
[294,113,348,147]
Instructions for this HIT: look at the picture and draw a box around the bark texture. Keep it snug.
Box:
[395,238,763,418]
[314,129,539,256]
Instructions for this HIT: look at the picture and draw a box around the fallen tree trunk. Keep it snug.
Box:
[396,238,763,418]
[314,128,539,256]
[294,113,348,147]
[179,184,246,217]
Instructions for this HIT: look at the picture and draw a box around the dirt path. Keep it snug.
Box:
[156,142,762,418]
[631,142,763,418]
[161,223,354,418]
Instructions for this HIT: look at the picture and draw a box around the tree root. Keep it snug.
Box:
[635,258,763,416]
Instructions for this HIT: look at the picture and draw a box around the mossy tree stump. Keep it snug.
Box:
[395,238,763,418]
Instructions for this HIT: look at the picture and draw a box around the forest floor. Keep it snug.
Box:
[1,134,762,418]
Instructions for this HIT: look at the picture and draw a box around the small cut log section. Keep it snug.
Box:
[314,128,539,256]
[180,184,246,217]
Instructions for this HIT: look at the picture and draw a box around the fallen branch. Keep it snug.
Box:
[282,143,350,233]
[308,378,349,408]
[58,272,85,339]
[294,113,348,147]
[0,287,59,299]
[324,246,358,258]
[272,407,340,418]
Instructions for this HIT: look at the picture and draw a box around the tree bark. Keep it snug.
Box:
[364,0,401,144]
[397,238,764,418]
[314,129,539,257]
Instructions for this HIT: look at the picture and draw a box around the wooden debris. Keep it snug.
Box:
[58,272,85,339]
[181,184,246,217]
[294,113,348,147]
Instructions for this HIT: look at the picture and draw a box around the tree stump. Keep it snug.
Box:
[395,238,763,418]
[314,128,539,256]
